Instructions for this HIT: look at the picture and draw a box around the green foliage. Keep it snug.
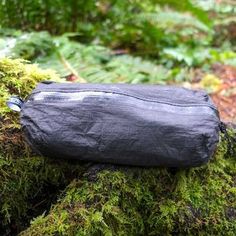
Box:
[0,32,173,84]
[1,28,235,85]
[156,0,210,25]
[1,30,236,86]
[0,0,211,59]
[0,0,235,70]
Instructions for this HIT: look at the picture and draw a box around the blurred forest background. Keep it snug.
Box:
[1,0,236,121]
[0,0,236,235]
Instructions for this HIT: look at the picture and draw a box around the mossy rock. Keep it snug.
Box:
[0,58,236,235]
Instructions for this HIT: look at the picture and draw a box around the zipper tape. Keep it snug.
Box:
[30,90,219,112]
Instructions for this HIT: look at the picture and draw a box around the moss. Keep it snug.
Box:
[0,58,60,159]
[0,156,86,235]
[0,58,59,117]
[0,58,86,235]
[0,58,236,235]
[20,135,236,236]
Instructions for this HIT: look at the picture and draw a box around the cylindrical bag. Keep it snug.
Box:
[20,82,221,167]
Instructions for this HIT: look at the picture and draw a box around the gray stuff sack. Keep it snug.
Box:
[20,82,221,167]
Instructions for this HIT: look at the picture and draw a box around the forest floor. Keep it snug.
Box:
[187,64,236,123]
[210,64,236,123]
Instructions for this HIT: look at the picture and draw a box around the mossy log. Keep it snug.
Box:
[0,156,86,235]
[0,59,236,235]
[20,142,236,236]
[0,58,59,160]
[0,58,86,235]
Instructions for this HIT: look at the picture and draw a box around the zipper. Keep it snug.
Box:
[30,89,218,112]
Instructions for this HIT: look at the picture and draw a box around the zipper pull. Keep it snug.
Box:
[6,96,24,112]
[219,122,236,157]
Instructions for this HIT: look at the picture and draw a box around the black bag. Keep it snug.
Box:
[20,82,221,167]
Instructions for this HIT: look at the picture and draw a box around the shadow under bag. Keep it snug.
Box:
[20,82,221,167]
